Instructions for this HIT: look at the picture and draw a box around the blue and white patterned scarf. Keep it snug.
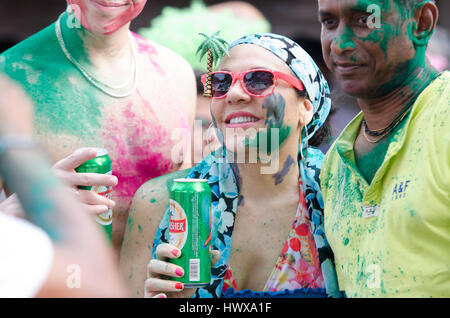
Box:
[152,33,340,298]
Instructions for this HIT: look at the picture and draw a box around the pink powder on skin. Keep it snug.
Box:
[132,33,166,76]
[101,96,174,209]
[103,0,146,35]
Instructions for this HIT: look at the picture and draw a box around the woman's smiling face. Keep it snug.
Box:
[66,0,147,35]
[210,44,312,155]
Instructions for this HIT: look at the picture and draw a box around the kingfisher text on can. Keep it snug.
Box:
[169,179,212,288]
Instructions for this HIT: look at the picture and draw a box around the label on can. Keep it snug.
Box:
[169,199,188,249]
[168,179,212,288]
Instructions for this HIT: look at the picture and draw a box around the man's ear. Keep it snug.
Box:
[411,1,439,47]
[298,98,314,128]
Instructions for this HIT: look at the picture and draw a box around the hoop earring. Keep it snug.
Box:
[300,126,309,162]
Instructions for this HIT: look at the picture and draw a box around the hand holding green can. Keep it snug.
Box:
[74,147,113,244]
[168,179,212,288]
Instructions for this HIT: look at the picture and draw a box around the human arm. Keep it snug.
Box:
[144,242,220,298]
[0,148,118,219]
[119,169,191,297]
[52,147,118,215]
[0,74,126,297]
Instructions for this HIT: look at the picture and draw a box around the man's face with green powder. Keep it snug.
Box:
[318,0,424,99]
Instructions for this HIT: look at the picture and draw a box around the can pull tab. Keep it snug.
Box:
[363,205,380,219]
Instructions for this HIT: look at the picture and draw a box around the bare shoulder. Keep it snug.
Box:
[119,169,191,297]
[132,33,197,120]
[130,168,191,221]
[132,32,194,78]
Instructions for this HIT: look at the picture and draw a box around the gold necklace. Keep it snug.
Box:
[362,127,386,144]
[362,104,414,144]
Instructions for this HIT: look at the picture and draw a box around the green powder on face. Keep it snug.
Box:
[335,25,357,51]
[243,93,293,154]
[244,125,292,154]
[351,0,437,96]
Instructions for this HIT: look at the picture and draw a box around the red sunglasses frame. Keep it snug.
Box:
[201,69,305,99]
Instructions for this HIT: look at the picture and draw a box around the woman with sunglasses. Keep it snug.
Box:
[120,33,340,298]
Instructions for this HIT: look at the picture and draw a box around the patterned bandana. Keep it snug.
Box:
[152,33,340,298]
[230,33,332,151]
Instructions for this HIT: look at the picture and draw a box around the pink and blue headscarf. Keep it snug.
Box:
[153,33,340,298]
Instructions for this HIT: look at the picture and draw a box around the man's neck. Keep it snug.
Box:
[358,65,439,131]
[61,13,133,73]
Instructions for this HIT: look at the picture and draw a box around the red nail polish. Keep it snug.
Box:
[175,283,183,290]
[171,249,179,257]
[175,268,184,277]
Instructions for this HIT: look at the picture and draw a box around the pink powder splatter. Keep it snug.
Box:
[101,97,174,209]
[103,1,147,35]
[132,32,165,76]
[67,0,92,31]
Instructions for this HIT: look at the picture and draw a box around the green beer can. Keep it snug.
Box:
[75,148,113,244]
[169,179,212,288]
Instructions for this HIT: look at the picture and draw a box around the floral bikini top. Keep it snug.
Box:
[221,177,325,295]
[153,147,340,298]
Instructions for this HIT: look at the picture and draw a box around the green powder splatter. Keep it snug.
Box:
[0,11,102,139]
[244,125,292,154]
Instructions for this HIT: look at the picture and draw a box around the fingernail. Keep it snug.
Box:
[175,283,184,290]
[158,294,167,298]
[100,205,109,212]
[175,268,184,277]
[171,249,180,257]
